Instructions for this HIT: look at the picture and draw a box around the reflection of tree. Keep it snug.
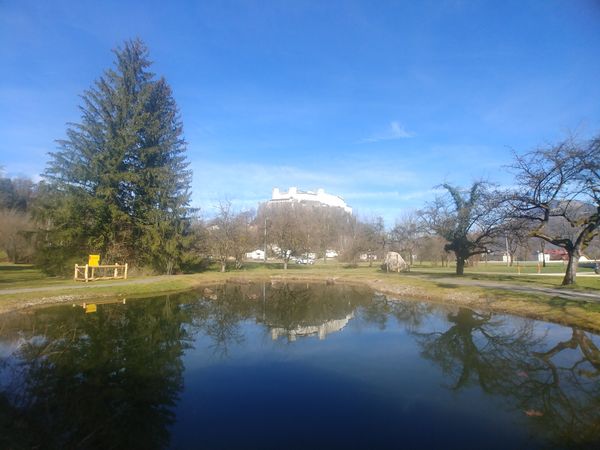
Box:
[416,308,539,391]
[0,284,377,448]
[0,296,194,450]
[526,328,600,446]
[414,308,600,447]
[193,285,253,356]
[359,296,434,332]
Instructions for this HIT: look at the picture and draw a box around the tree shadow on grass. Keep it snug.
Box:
[0,265,36,272]
[435,283,460,289]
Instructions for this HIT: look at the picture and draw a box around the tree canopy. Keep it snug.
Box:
[510,136,600,285]
[420,182,506,275]
[37,39,192,274]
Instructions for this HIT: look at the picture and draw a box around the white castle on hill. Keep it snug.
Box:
[269,187,352,214]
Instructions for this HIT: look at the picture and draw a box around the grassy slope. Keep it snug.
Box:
[1,261,599,331]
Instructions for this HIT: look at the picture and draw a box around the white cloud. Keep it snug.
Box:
[360,121,414,143]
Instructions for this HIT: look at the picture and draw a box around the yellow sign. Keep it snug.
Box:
[88,254,100,267]
[85,304,97,314]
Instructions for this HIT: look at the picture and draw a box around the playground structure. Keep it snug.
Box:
[74,255,128,282]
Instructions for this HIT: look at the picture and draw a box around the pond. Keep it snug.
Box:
[1,282,599,449]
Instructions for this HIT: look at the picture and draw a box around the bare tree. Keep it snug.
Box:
[311,207,350,263]
[207,201,254,272]
[263,203,307,269]
[495,218,531,266]
[231,210,256,269]
[420,182,507,275]
[417,235,450,266]
[0,209,36,263]
[0,174,37,263]
[510,137,600,285]
[337,216,384,266]
[391,212,421,265]
[207,201,236,272]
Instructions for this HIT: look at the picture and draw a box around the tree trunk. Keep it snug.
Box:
[283,260,288,270]
[456,256,466,276]
[562,249,579,286]
[220,261,226,273]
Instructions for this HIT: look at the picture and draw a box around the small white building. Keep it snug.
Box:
[325,249,338,258]
[537,252,550,263]
[359,253,377,261]
[245,249,265,260]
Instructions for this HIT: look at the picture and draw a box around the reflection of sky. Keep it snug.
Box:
[2,293,599,448]
[0,339,24,390]
[0,335,47,358]
[0,341,20,359]
[175,301,548,448]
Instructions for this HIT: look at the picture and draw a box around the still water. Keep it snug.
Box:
[1,282,599,449]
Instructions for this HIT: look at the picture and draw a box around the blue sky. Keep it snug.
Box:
[2,0,600,225]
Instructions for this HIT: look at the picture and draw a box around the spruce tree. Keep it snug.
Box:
[39,39,192,274]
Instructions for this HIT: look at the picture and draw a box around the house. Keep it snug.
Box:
[538,249,568,262]
[325,249,338,258]
[245,249,265,260]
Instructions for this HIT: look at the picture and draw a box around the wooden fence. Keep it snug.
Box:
[74,263,128,282]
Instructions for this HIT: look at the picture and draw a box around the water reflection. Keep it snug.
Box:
[0,295,194,449]
[0,283,599,448]
[413,307,600,447]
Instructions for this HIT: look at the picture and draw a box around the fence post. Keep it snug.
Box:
[85,264,89,282]
[124,263,128,280]
[74,264,78,281]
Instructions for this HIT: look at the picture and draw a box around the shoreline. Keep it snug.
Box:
[1,271,600,332]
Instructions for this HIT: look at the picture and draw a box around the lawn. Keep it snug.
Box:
[0,260,599,331]
[1,260,598,291]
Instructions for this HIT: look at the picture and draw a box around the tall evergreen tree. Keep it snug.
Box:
[38,39,192,274]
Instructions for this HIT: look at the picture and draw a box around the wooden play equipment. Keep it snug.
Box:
[74,255,128,282]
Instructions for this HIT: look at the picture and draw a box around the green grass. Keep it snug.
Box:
[1,260,599,331]
[1,260,598,290]
[0,263,55,287]
[410,260,596,274]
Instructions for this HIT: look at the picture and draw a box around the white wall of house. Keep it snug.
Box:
[537,252,550,262]
[245,249,265,260]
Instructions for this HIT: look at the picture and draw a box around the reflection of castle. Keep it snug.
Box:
[270,312,354,341]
